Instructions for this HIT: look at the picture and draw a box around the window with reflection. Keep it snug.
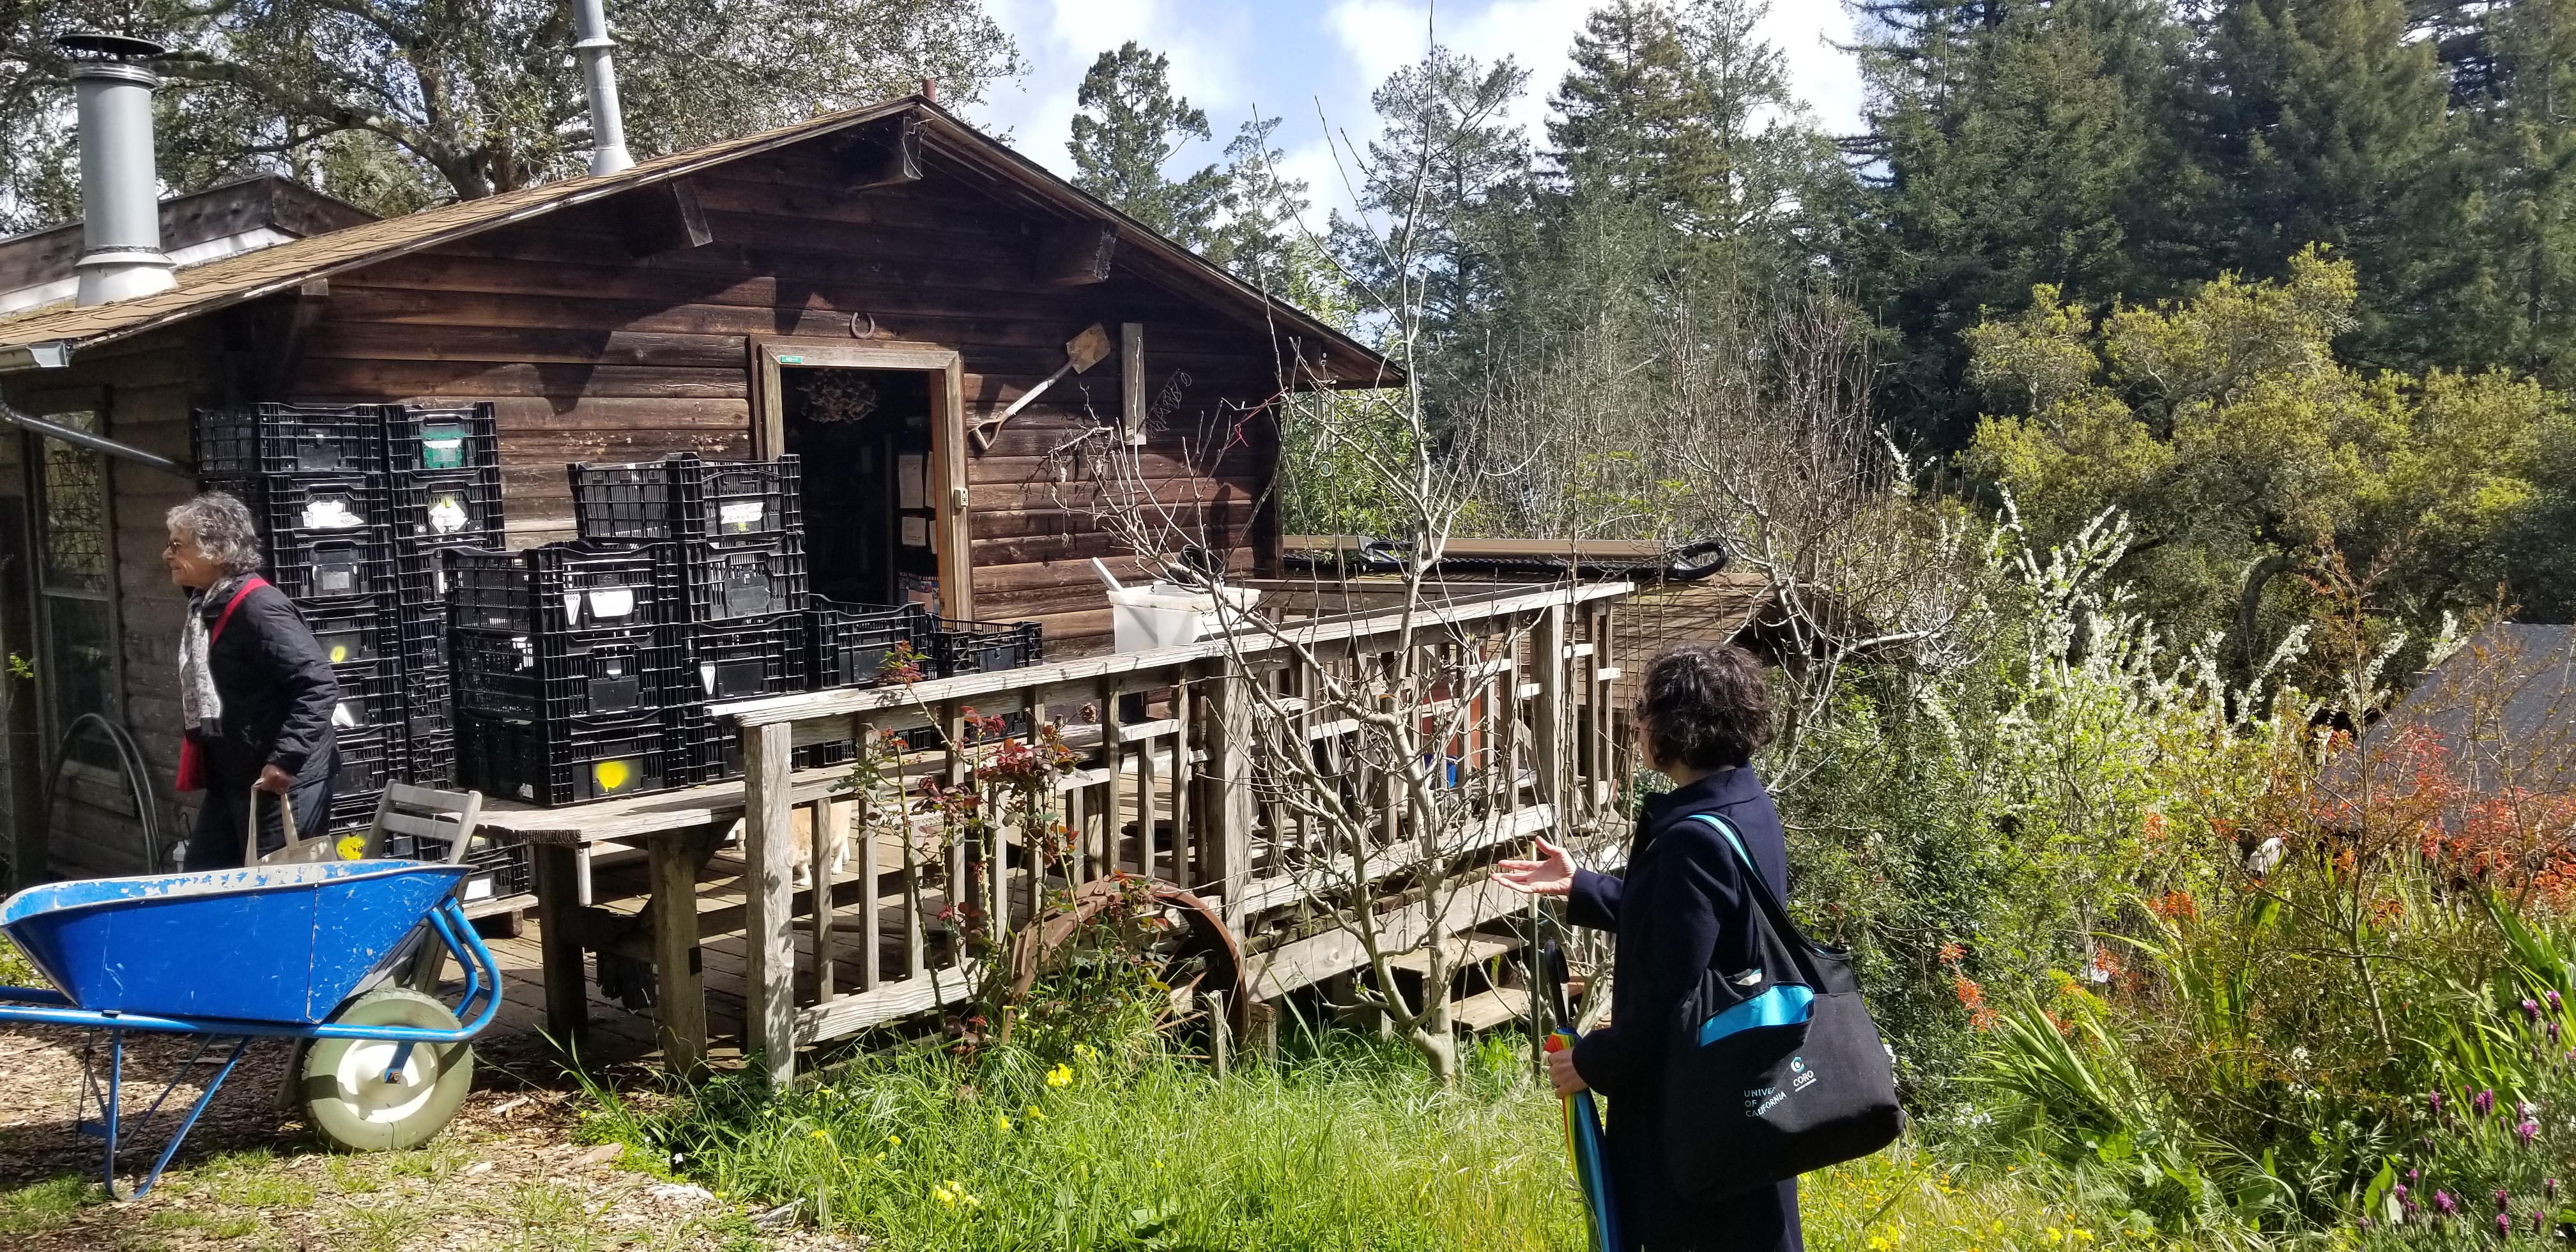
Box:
[33,415,118,739]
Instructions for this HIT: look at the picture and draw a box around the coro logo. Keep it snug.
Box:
[1790,1057,1805,1073]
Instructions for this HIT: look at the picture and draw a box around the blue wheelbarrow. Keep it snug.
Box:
[0,859,502,1197]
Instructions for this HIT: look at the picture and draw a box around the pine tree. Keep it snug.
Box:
[1206,114,1315,297]
[2195,0,2457,359]
[2449,0,2576,387]
[1544,0,1841,282]
[1067,41,1230,250]
[1328,47,1537,348]
[1848,0,2204,447]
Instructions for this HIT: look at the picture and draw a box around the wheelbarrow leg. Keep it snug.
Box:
[80,1030,255,1200]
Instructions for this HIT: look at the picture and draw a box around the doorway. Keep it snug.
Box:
[783,368,938,610]
[748,339,974,621]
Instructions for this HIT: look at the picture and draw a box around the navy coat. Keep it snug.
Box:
[1568,767,1803,1252]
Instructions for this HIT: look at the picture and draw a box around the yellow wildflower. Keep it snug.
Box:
[994,1113,1012,1132]
[1046,1063,1075,1088]
[887,1134,901,1146]
[1025,1104,1048,1122]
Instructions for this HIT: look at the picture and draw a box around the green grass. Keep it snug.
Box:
[586,1033,2122,1252]
[0,1175,91,1235]
[593,1034,1583,1250]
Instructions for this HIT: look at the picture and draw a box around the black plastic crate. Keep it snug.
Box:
[388,467,503,549]
[670,537,806,622]
[675,611,809,703]
[383,403,499,473]
[393,603,450,672]
[328,657,403,734]
[808,598,932,689]
[569,454,802,542]
[452,625,680,722]
[446,544,665,634]
[195,404,387,477]
[931,618,1044,677]
[222,471,387,535]
[325,729,394,828]
[400,733,457,790]
[303,598,392,667]
[459,709,673,807]
[664,703,857,782]
[272,528,394,602]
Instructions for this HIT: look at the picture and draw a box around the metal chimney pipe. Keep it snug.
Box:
[57,33,176,306]
[572,0,634,175]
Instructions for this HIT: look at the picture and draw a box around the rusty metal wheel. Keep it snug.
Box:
[1004,875,1250,1040]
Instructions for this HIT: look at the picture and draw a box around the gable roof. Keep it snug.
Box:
[0,97,1393,386]
[0,174,375,314]
[2335,623,2576,805]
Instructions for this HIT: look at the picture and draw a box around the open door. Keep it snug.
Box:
[749,339,972,619]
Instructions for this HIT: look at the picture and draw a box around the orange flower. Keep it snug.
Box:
[1952,974,1997,1031]
[1937,942,1967,965]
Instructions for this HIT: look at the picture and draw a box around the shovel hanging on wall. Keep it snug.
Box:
[969,323,1113,451]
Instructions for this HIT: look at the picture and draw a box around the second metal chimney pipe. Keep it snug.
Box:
[572,0,634,175]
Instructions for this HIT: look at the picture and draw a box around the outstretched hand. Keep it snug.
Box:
[1495,837,1576,897]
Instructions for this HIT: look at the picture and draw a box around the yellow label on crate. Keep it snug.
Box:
[337,834,367,860]
[594,759,633,793]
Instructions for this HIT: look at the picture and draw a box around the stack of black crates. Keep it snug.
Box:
[446,451,1046,808]
[190,402,501,833]
[447,540,682,805]
[572,454,816,784]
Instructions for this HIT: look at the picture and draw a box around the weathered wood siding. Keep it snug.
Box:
[279,143,1285,657]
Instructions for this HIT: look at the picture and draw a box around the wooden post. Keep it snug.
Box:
[743,721,798,1088]
[1208,989,1230,1079]
[532,843,589,1058]
[1535,605,1568,834]
[648,830,709,1078]
[1169,672,1194,886]
[1121,323,1146,445]
[812,798,840,1005]
[1204,668,1255,924]
[1098,676,1124,876]
[856,793,881,992]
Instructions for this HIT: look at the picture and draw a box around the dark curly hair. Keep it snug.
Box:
[1636,643,1774,772]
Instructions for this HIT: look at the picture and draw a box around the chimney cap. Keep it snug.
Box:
[55,32,167,60]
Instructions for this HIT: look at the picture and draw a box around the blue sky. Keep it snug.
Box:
[963,0,1867,229]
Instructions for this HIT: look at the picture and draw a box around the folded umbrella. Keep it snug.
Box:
[1544,936,1620,1252]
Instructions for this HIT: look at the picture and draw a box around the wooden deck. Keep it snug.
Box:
[466,828,1007,1067]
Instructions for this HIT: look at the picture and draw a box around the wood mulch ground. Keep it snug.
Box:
[0,1023,857,1251]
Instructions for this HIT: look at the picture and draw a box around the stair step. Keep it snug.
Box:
[1389,935,1521,975]
[1453,986,1533,1033]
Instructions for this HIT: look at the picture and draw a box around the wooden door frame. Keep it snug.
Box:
[747,337,973,621]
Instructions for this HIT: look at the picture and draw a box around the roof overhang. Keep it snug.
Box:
[0,98,1398,388]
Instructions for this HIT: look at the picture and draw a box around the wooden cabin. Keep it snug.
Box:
[0,96,1389,880]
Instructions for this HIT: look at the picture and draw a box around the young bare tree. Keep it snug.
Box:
[1039,45,1628,1083]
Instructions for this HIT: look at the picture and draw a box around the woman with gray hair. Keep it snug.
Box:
[166,491,339,868]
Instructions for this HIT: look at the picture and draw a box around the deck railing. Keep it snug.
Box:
[713,579,1634,1085]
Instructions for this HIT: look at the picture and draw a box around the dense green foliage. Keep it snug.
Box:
[1965,247,2576,662]
[0,0,1022,222]
[1850,0,2576,445]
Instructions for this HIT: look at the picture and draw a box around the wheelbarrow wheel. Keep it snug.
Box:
[300,988,475,1152]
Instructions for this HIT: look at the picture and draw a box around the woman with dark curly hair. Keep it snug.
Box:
[1498,641,1800,1252]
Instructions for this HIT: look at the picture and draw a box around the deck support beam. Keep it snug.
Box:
[743,721,797,1088]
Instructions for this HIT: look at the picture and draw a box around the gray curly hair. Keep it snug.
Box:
[166,491,264,577]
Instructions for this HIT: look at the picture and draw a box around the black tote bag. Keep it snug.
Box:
[1661,813,1904,1202]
